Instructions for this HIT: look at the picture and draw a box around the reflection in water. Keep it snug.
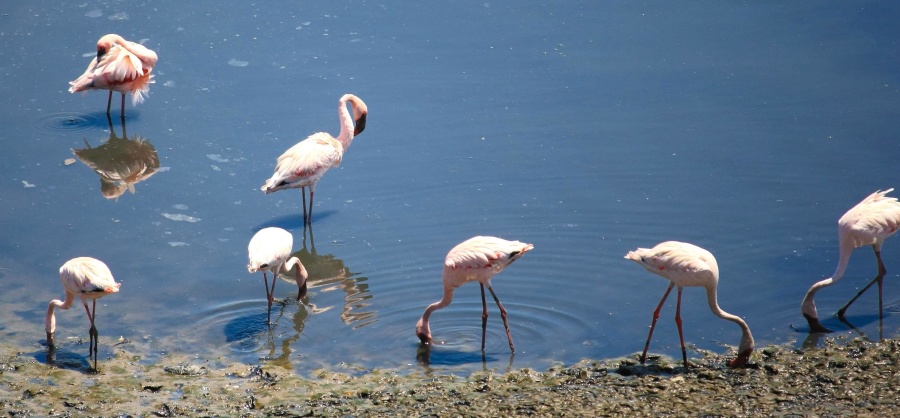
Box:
[72,115,159,199]
[279,224,377,329]
[416,342,514,375]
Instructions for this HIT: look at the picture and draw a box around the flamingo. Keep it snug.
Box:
[801,188,900,334]
[261,94,368,225]
[247,227,309,324]
[44,257,122,370]
[625,241,754,369]
[415,236,534,353]
[69,34,158,118]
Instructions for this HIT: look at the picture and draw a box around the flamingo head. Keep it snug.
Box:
[415,317,432,345]
[803,313,833,334]
[727,336,754,368]
[96,34,124,60]
[344,94,368,136]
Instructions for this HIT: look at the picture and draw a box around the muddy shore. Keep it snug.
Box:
[0,336,897,417]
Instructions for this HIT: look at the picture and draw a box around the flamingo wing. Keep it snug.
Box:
[840,189,900,247]
[60,257,120,294]
[445,236,534,272]
[626,241,717,286]
[262,133,343,192]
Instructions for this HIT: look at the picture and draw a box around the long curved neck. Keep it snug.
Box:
[705,285,754,349]
[418,287,455,334]
[45,292,76,333]
[335,98,355,151]
[801,241,853,318]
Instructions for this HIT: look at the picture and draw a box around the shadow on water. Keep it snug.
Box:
[71,115,160,200]
[416,343,515,374]
[35,339,110,373]
[280,224,378,329]
[796,312,888,348]
[258,211,339,232]
[221,301,311,370]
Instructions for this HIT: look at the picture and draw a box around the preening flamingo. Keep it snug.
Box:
[801,188,900,334]
[248,227,309,324]
[45,257,121,370]
[625,241,754,369]
[261,94,368,225]
[69,34,158,118]
[416,236,534,353]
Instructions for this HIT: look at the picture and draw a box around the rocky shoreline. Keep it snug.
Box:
[0,336,897,417]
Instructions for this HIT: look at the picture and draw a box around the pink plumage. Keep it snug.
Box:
[69,34,158,117]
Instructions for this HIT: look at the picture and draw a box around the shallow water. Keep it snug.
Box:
[1,1,899,376]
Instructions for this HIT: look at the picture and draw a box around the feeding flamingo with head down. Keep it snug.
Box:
[248,227,309,324]
[69,34,158,118]
[801,188,900,335]
[625,241,754,369]
[416,236,534,353]
[261,94,368,225]
[45,257,121,370]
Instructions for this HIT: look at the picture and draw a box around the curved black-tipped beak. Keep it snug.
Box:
[803,313,834,334]
[353,113,367,136]
[297,282,308,300]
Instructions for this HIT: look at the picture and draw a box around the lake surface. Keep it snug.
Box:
[1,1,899,376]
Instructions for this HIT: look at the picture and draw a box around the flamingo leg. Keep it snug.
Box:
[487,285,514,353]
[837,247,886,319]
[105,91,113,115]
[307,189,315,225]
[641,283,674,364]
[84,300,99,370]
[480,283,488,351]
[263,272,273,324]
[674,287,688,369]
[120,92,126,119]
[301,186,308,225]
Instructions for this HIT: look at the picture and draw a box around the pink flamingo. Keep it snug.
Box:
[416,236,534,353]
[625,241,754,369]
[45,257,122,370]
[69,34,158,118]
[261,94,368,225]
[247,227,309,324]
[802,188,900,334]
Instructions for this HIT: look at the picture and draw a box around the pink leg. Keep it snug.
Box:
[487,285,514,353]
[480,283,488,351]
[674,287,688,369]
[120,92,126,119]
[105,91,113,115]
[84,300,99,370]
[263,272,273,324]
[837,247,886,319]
[301,187,308,225]
[307,189,315,225]
[641,283,674,364]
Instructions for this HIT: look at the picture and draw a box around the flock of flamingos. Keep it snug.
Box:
[46,34,900,372]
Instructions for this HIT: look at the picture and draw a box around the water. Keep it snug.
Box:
[2,1,899,376]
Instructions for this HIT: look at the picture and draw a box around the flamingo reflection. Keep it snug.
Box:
[72,116,159,199]
[277,224,377,329]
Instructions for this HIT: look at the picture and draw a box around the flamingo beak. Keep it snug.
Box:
[353,112,367,136]
[803,313,834,334]
[727,348,753,368]
[417,332,431,345]
[297,282,308,300]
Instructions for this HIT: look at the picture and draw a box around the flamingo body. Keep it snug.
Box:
[69,34,158,116]
[802,188,900,334]
[248,227,309,324]
[261,94,368,224]
[625,241,754,369]
[415,236,534,352]
[45,257,121,370]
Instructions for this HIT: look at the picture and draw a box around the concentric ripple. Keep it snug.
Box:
[33,112,110,135]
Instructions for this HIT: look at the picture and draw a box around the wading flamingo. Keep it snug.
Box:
[416,236,534,353]
[802,188,900,334]
[45,257,121,370]
[69,34,158,118]
[261,94,368,225]
[248,227,309,324]
[625,241,754,369]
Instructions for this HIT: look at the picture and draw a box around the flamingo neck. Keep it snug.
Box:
[335,98,355,152]
[283,257,309,285]
[416,287,455,339]
[801,242,853,319]
[705,285,754,354]
[45,292,76,333]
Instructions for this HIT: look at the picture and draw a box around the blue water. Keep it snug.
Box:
[1,1,899,376]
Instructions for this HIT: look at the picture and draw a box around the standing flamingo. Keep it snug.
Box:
[625,241,754,369]
[69,34,158,118]
[45,257,122,370]
[416,236,534,353]
[261,94,368,225]
[802,188,900,334]
[247,227,309,324]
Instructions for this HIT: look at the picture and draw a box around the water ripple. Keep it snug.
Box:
[34,112,110,135]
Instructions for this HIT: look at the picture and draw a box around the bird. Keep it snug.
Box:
[801,188,900,334]
[69,34,158,118]
[261,94,368,225]
[625,241,754,369]
[44,257,122,370]
[247,227,309,324]
[415,236,534,353]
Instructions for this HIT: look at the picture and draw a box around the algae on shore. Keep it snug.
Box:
[0,336,897,416]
